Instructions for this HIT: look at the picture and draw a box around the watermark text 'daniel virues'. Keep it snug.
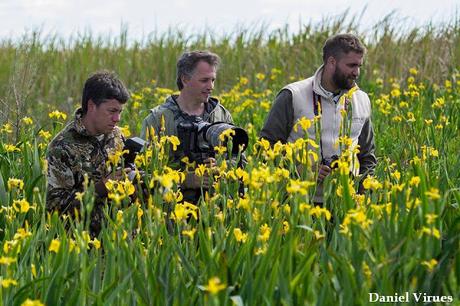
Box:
[369,292,453,303]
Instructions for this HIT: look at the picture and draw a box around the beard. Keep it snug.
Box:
[332,68,356,90]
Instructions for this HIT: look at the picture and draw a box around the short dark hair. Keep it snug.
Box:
[176,51,221,90]
[322,34,366,63]
[82,71,130,114]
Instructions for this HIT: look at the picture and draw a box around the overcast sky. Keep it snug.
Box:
[0,0,458,40]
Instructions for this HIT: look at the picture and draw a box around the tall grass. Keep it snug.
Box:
[0,13,459,305]
[0,12,459,127]
[0,72,459,304]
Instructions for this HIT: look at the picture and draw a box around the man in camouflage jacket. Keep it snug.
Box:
[46,71,130,235]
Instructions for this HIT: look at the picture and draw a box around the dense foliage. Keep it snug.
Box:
[0,16,459,305]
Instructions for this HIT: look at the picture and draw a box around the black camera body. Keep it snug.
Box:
[177,117,248,164]
[321,154,339,169]
[122,137,147,168]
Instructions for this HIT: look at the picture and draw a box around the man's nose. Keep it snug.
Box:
[112,113,121,122]
[352,67,360,78]
[208,80,214,90]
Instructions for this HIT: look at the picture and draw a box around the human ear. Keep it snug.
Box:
[181,74,191,86]
[327,56,336,67]
[87,99,96,112]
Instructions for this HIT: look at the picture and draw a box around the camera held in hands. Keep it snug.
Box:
[177,117,249,164]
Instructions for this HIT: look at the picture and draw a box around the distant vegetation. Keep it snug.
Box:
[0,12,459,126]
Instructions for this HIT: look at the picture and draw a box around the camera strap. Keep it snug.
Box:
[312,85,350,163]
[312,90,326,162]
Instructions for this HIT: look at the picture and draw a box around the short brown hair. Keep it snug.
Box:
[322,34,366,63]
[82,71,129,114]
[176,51,221,90]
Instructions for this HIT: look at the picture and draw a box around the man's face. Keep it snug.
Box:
[332,51,363,90]
[87,99,124,135]
[181,61,216,104]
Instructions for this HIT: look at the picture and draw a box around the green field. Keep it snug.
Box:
[1,15,460,305]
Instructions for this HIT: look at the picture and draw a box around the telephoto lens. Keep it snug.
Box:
[199,122,249,154]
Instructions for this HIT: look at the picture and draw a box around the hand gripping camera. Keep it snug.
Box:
[177,118,249,163]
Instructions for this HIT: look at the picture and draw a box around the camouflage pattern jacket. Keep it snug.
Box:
[46,108,124,234]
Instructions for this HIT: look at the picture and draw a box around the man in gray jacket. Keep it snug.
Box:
[141,51,237,203]
[260,33,376,202]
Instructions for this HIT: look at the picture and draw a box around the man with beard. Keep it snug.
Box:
[260,33,376,203]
